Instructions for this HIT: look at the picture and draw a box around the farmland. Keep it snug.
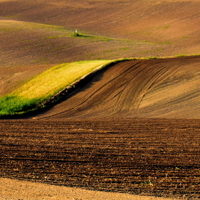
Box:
[36,56,200,120]
[1,0,200,199]
[0,60,114,116]
[0,119,200,199]
[0,56,200,199]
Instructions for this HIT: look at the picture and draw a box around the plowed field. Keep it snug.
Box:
[2,0,200,95]
[37,56,200,120]
[1,1,200,199]
[0,119,200,199]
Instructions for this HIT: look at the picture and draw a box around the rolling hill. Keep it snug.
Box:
[1,0,200,97]
[0,59,115,116]
[1,56,199,119]
[1,1,200,199]
[36,56,200,120]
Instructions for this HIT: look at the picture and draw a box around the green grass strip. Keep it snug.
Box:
[0,60,115,116]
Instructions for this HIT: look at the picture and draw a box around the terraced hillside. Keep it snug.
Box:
[37,56,200,120]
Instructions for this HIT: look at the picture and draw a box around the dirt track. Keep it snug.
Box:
[0,119,200,199]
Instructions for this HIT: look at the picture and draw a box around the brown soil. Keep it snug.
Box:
[1,1,200,199]
[0,119,199,199]
[1,0,200,95]
[1,0,200,46]
[36,56,200,120]
[0,178,178,200]
[1,0,200,56]
[1,57,199,199]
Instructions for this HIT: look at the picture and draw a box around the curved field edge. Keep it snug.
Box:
[0,178,178,200]
[0,59,130,118]
[1,55,200,118]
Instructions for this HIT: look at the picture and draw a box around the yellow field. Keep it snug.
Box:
[0,60,114,116]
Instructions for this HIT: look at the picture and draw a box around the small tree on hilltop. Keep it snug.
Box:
[74,29,80,37]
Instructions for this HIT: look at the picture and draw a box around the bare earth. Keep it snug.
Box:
[1,1,200,199]
[1,0,200,94]
[1,57,200,199]
[36,56,200,120]
[0,119,200,199]
[0,178,179,200]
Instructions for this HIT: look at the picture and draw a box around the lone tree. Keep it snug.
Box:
[74,29,80,37]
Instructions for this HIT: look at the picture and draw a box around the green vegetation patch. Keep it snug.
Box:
[0,60,114,117]
[0,96,39,116]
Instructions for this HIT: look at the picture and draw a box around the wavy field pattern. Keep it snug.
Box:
[37,56,200,120]
[0,60,114,116]
[1,0,200,199]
